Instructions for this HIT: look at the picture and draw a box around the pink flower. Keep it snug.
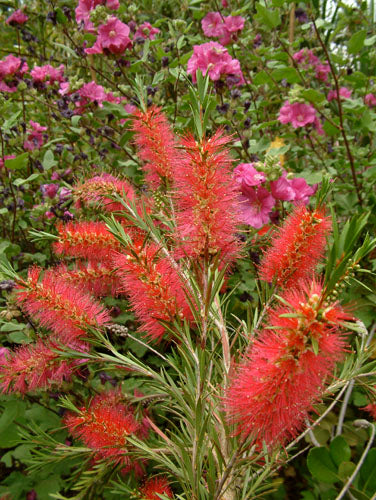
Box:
[30,64,65,85]
[86,17,132,55]
[41,183,59,199]
[23,121,47,151]
[290,177,316,205]
[278,101,317,129]
[239,186,275,229]
[234,163,266,187]
[6,9,28,25]
[270,173,295,201]
[59,187,72,202]
[187,42,244,85]
[134,22,160,40]
[76,81,108,112]
[365,93,376,107]
[202,12,245,45]
[202,12,224,37]
[219,15,245,44]
[327,87,352,102]
[315,63,330,82]
[59,81,70,95]
[75,0,119,32]
[293,48,320,67]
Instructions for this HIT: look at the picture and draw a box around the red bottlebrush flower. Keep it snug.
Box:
[16,267,110,344]
[74,173,135,213]
[362,402,376,420]
[114,240,193,342]
[0,338,77,394]
[259,205,331,287]
[132,106,180,188]
[64,390,142,466]
[53,221,121,261]
[57,262,120,297]
[173,130,241,266]
[140,476,174,500]
[225,280,348,448]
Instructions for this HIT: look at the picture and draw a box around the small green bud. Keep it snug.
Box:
[17,81,27,91]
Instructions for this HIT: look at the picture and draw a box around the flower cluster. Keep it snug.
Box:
[139,476,174,499]
[293,48,330,82]
[327,86,352,102]
[234,162,316,228]
[23,120,47,151]
[187,42,244,86]
[30,64,65,85]
[0,54,28,92]
[16,266,110,345]
[75,0,120,32]
[0,338,77,394]
[114,240,193,342]
[259,205,331,286]
[225,279,349,448]
[174,130,242,264]
[64,390,146,467]
[278,101,323,134]
[73,173,135,212]
[132,106,180,188]
[6,9,28,25]
[202,11,245,45]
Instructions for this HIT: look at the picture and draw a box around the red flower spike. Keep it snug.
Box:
[114,241,193,342]
[225,280,348,448]
[64,390,143,466]
[259,205,331,287]
[53,221,121,261]
[174,130,241,265]
[132,106,179,188]
[0,338,77,394]
[140,476,174,500]
[17,267,110,344]
[74,173,135,213]
[57,262,121,297]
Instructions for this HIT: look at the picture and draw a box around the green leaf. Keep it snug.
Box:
[13,173,41,187]
[364,34,376,46]
[42,149,57,170]
[4,153,28,170]
[255,3,281,28]
[253,70,274,86]
[348,30,366,54]
[2,110,22,132]
[271,67,301,84]
[360,447,376,493]
[0,400,22,434]
[301,89,325,103]
[338,461,356,481]
[307,447,339,484]
[330,435,351,467]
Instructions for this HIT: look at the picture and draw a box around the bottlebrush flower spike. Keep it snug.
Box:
[225,280,348,448]
[0,338,77,394]
[58,262,121,297]
[259,205,331,287]
[174,130,241,265]
[17,267,110,344]
[64,390,143,466]
[139,476,174,499]
[53,221,121,261]
[132,106,180,188]
[74,173,135,213]
[114,240,193,342]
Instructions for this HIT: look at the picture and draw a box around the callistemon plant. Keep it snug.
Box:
[0,79,375,500]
